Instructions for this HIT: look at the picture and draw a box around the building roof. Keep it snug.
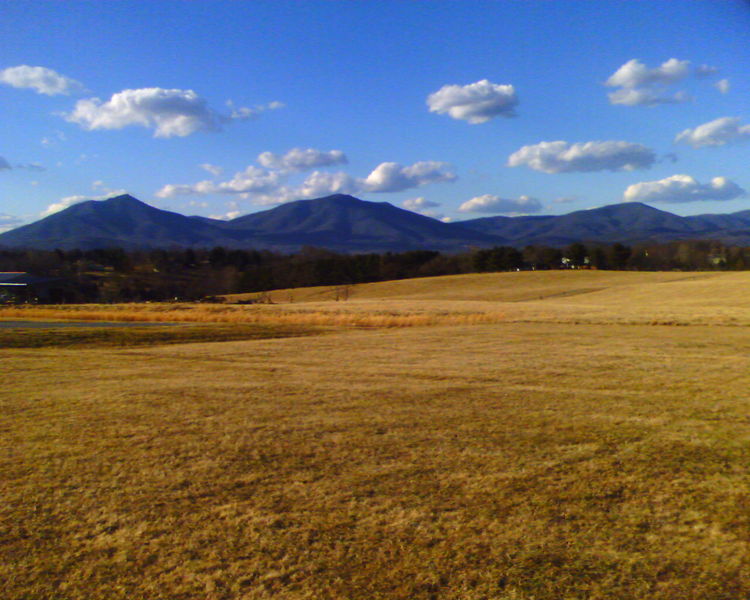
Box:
[0,272,63,286]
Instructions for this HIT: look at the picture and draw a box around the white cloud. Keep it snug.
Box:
[0,157,10,171]
[296,171,360,197]
[606,58,691,89]
[675,116,750,148]
[156,159,456,204]
[427,79,518,124]
[0,214,24,233]
[623,174,745,204]
[403,197,440,211]
[459,194,543,215]
[402,197,444,219]
[200,163,224,176]
[156,166,284,197]
[41,189,128,217]
[209,210,242,220]
[0,65,84,95]
[226,99,284,120]
[715,79,730,94]
[64,88,225,138]
[215,166,285,194]
[605,58,717,107]
[608,88,690,107]
[362,161,456,192]
[257,148,348,171]
[508,140,655,173]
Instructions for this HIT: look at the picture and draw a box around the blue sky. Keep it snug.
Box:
[2,0,749,232]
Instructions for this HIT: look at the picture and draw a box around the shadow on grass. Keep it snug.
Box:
[0,323,326,349]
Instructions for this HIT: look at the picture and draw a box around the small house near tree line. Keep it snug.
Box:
[0,272,75,303]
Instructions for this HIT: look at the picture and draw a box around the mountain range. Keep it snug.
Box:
[3,193,750,252]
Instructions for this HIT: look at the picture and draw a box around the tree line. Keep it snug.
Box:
[0,238,745,303]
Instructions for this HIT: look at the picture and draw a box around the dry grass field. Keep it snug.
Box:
[3,270,750,599]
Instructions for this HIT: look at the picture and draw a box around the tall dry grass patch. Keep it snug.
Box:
[0,304,506,328]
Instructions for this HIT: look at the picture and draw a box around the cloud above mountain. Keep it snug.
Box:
[0,65,84,95]
[604,58,717,106]
[156,154,456,203]
[623,174,745,204]
[0,214,24,233]
[459,194,543,214]
[508,140,655,173]
[427,79,518,124]
[257,148,348,171]
[675,117,750,148]
[362,161,456,192]
[64,88,282,138]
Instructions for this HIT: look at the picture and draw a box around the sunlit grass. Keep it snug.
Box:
[4,271,750,598]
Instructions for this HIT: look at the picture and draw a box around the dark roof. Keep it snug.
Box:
[0,272,63,286]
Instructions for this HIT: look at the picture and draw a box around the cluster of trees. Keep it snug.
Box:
[0,238,744,303]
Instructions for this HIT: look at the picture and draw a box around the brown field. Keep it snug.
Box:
[3,270,750,599]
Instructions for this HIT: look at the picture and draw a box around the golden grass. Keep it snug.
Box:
[4,271,750,598]
[0,323,323,349]
[0,304,506,329]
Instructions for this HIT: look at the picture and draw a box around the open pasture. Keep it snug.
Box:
[3,271,750,599]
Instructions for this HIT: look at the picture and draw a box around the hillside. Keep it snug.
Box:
[456,202,750,246]
[0,194,498,252]
[220,269,750,327]
[4,193,750,252]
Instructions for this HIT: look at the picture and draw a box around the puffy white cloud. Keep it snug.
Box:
[508,140,655,173]
[605,58,717,107]
[623,174,745,204]
[427,79,518,124]
[296,171,360,198]
[458,194,543,215]
[0,214,24,233]
[362,161,456,192]
[41,189,128,217]
[64,88,224,137]
[403,197,440,211]
[0,157,10,171]
[608,88,690,107]
[402,197,444,219]
[215,166,285,194]
[606,58,691,89]
[156,159,456,204]
[715,79,730,94]
[257,148,348,171]
[199,163,223,176]
[0,65,84,95]
[156,166,284,197]
[209,210,242,220]
[675,116,750,148]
